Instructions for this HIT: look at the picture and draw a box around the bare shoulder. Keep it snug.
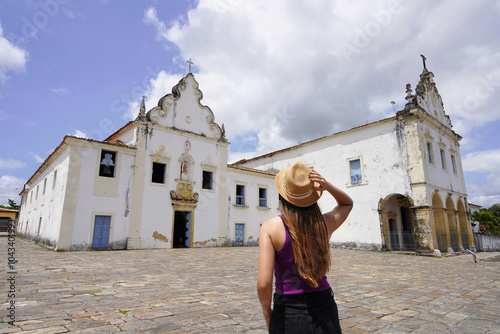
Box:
[260,216,283,234]
[260,216,285,251]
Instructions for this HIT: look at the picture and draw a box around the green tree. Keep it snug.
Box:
[472,205,500,236]
[0,199,20,210]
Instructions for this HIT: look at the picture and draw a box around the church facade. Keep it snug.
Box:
[17,64,475,255]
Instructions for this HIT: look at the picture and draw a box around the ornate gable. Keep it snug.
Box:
[145,73,227,141]
[404,56,452,129]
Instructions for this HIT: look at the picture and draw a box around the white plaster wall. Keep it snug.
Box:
[139,128,225,248]
[70,144,135,250]
[420,122,466,200]
[239,120,411,249]
[18,149,70,248]
[227,168,279,246]
[117,127,136,146]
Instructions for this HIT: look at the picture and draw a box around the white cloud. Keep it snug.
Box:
[0,175,24,206]
[463,149,500,174]
[29,152,45,164]
[0,110,7,121]
[144,7,168,41]
[51,87,70,95]
[140,0,500,163]
[125,70,181,121]
[0,158,26,169]
[0,24,28,84]
[463,149,500,207]
[70,130,88,138]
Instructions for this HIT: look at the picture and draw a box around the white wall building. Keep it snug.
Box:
[18,64,475,255]
[234,64,474,255]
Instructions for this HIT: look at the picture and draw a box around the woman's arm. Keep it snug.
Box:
[309,170,353,236]
[257,220,275,331]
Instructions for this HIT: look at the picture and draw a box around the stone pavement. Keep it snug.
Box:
[1,238,499,334]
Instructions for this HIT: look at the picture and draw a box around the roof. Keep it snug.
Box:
[25,135,136,186]
[105,121,136,141]
[232,116,397,165]
[227,164,277,177]
[0,208,19,213]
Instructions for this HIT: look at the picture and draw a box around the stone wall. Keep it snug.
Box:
[474,233,500,252]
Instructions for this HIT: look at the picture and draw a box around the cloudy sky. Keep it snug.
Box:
[1,0,499,208]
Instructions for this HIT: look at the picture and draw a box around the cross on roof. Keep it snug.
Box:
[420,54,427,70]
[186,58,194,73]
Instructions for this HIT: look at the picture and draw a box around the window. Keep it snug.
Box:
[37,217,42,235]
[151,162,166,184]
[427,142,434,164]
[259,188,267,208]
[236,185,245,206]
[202,170,213,190]
[349,159,362,184]
[42,178,47,195]
[99,150,116,177]
[52,170,57,189]
[36,185,39,200]
[451,155,457,174]
[440,149,447,170]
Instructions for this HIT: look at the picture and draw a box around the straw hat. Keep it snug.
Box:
[275,161,322,207]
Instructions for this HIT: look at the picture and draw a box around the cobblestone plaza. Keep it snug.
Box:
[1,238,499,333]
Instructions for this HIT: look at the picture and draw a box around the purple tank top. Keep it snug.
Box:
[274,216,330,295]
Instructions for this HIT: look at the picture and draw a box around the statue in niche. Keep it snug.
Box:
[180,161,189,181]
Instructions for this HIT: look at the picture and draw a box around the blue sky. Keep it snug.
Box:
[1,0,500,208]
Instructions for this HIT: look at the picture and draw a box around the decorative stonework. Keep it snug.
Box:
[143,73,228,142]
[150,145,171,161]
[424,128,434,140]
[170,183,199,205]
[201,156,217,169]
[403,57,452,129]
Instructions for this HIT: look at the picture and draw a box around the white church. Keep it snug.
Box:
[17,60,475,255]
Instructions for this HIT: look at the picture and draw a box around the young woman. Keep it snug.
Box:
[257,161,353,333]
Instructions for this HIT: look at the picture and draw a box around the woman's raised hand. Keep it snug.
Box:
[309,170,327,192]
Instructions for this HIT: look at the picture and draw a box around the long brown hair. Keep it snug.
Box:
[279,196,331,288]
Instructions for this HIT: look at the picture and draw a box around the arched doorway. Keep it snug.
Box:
[380,194,415,251]
[400,206,415,251]
[432,193,448,253]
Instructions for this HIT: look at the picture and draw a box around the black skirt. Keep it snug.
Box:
[269,288,342,334]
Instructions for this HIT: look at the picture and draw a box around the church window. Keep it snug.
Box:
[99,150,116,178]
[202,170,213,190]
[37,217,42,235]
[426,142,434,165]
[259,187,267,208]
[151,162,166,184]
[349,159,362,184]
[451,155,457,174]
[52,170,57,190]
[35,185,39,200]
[236,184,245,206]
[42,178,47,195]
[440,149,447,170]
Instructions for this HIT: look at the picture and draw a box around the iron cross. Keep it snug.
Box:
[186,58,194,73]
[420,54,427,70]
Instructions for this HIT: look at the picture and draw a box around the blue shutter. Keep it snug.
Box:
[92,215,111,248]
[235,223,244,246]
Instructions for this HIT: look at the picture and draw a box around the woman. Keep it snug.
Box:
[257,161,353,333]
